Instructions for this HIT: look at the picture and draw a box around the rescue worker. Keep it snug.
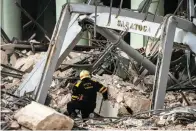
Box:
[66,70,108,119]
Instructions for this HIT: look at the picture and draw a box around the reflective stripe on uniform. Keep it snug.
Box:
[75,81,81,87]
[72,95,78,99]
[99,87,105,92]
[99,87,107,93]
[101,88,107,93]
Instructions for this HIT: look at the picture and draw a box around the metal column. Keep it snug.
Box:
[35,5,71,104]
[154,16,177,110]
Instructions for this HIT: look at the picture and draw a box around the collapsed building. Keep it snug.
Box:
[1,0,196,130]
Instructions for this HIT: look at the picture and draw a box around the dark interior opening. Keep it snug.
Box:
[21,0,56,42]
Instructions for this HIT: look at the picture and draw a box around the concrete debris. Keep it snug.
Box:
[58,93,71,108]
[93,74,151,115]
[122,118,149,127]
[124,97,151,113]
[14,101,74,130]
[26,51,34,56]
[143,75,154,85]
[156,119,167,126]
[14,52,46,72]
[0,50,8,65]
[10,53,18,67]
[10,121,20,129]
[1,19,196,130]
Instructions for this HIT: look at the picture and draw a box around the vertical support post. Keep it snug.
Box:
[188,0,195,21]
[35,5,71,104]
[153,16,177,111]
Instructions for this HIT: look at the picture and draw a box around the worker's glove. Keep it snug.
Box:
[103,95,108,101]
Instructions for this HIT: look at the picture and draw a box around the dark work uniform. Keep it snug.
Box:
[67,78,108,118]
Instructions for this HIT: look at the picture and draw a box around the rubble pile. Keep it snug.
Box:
[1,89,31,130]
[73,106,196,130]
[1,10,196,130]
[1,50,46,92]
[92,74,151,116]
[1,47,196,130]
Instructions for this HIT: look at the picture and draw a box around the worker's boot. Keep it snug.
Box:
[70,112,77,119]
[63,111,69,116]
[64,111,77,119]
[89,113,94,118]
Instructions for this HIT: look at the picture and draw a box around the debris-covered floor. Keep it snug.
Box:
[1,49,196,130]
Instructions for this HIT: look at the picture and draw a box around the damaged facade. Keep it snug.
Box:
[1,0,196,130]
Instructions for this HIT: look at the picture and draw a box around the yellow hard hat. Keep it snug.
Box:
[80,70,90,80]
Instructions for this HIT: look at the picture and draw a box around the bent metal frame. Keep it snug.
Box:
[19,3,196,111]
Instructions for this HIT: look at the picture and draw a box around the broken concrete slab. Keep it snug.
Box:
[10,121,20,129]
[62,52,90,65]
[186,123,196,130]
[21,126,31,130]
[107,86,120,99]
[21,50,27,54]
[14,53,46,72]
[10,53,18,67]
[14,101,74,130]
[14,57,26,70]
[58,68,74,78]
[156,119,167,127]
[5,78,21,89]
[94,93,130,117]
[0,50,8,65]
[124,96,151,113]
[26,51,34,56]
[94,93,118,117]
[144,75,154,85]
[20,60,34,72]
[123,118,146,127]
[116,92,124,103]
[58,93,71,108]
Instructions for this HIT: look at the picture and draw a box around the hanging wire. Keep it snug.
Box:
[173,0,184,15]
[116,0,124,18]
[107,0,113,26]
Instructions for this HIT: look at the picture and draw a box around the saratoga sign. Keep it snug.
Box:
[90,13,162,38]
[117,19,150,33]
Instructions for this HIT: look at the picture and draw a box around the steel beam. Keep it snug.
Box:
[95,26,156,74]
[91,43,116,71]
[69,4,163,23]
[56,28,83,68]
[69,4,196,33]
[153,16,177,110]
[15,15,83,97]
[35,5,71,104]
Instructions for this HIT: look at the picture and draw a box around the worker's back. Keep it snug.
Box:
[76,78,103,103]
[67,70,108,118]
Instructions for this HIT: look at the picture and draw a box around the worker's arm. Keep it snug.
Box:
[71,81,81,101]
[94,80,108,100]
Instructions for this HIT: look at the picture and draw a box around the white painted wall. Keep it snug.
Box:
[130,0,164,49]
[1,0,22,40]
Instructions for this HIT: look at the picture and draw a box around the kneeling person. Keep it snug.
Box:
[67,70,108,119]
